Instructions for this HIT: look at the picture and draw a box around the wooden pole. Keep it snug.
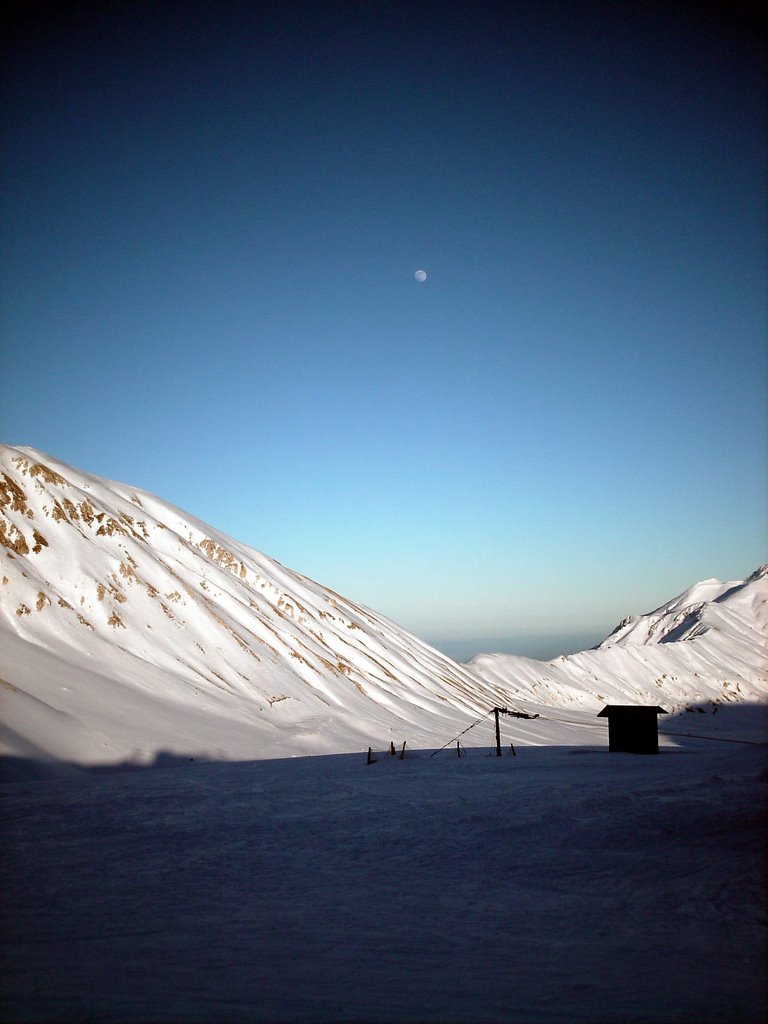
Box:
[494,707,502,757]
[399,740,406,760]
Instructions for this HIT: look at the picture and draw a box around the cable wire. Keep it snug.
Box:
[430,708,495,757]
[659,730,764,746]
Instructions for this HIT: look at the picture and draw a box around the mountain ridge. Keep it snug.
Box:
[1,444,519,763]
[468,565,766,714]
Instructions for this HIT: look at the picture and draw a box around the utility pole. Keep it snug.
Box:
[493,706,540,756]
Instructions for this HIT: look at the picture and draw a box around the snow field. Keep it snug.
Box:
[2,735,766,1023]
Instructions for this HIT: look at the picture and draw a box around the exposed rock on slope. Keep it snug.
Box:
[0,445,516,764]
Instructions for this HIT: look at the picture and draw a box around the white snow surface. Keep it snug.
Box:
[1,443,767,765]
[1,445,766,1023]
[0,444,517,765]
[468,566,767,727]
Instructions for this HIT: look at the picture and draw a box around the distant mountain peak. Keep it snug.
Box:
[597,568,767,650]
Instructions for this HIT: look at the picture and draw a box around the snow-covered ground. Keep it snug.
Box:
[1,445,766,1022]
[2,723,766,1024]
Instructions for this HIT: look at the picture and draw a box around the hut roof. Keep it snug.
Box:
[597,705,668,717]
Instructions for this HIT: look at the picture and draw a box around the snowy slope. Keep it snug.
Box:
[1,443,766,765]
[0,444,521,764]
[468,566,767,716]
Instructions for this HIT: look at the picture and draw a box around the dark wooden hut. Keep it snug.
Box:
[597,705,668,754]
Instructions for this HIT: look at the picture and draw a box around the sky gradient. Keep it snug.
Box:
[2,1,766,660]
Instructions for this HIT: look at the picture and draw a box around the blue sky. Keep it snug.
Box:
[2,1,766,660]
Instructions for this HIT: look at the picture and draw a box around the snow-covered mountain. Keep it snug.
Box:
[1,444,766,764]
[0,444,520,764]
[468,565,767,714]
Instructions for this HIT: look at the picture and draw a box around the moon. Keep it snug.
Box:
[414,269,427,282]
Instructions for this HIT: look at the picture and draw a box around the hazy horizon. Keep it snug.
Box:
[428,629,605,664]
